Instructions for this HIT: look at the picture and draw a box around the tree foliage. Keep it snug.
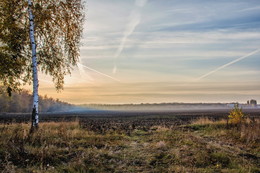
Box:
[0,0,85,91]
[0,88,73,113]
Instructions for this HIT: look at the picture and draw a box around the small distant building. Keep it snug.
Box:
[247,99,257,107]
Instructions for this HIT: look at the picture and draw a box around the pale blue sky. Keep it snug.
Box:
[39,0,260,104]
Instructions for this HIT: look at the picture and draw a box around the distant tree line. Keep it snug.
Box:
[0,88,73,113]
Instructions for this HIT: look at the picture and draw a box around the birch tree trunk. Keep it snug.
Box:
[28,0,39,130]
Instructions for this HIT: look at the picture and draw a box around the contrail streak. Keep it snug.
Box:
[40,64,119,84]
[77,56,93,82]
[196,48,260,81]
[113,0,148,74]
[77,62,93,82]
[78,63,121,82]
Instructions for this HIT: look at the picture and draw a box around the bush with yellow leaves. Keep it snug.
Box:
[228,105,245,125]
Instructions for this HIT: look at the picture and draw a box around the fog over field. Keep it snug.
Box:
[82,102,260,112]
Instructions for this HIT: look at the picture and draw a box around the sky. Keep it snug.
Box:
[36,0,260,104]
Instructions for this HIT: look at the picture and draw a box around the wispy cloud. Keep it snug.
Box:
[239,6,260,12]
[39,79,53,84]
[38,81,260,104]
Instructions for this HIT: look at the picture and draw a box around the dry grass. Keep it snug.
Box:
[240,119,260,143]
[191,117,226,125]
[155,141,167,149]
[0,119,259,172]
[190,116,260,146]
[151,125,170,132]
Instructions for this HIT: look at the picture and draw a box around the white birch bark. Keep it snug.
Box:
[28,0,39,128]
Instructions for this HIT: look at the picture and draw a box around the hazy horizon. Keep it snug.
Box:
[25,0,260,104]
